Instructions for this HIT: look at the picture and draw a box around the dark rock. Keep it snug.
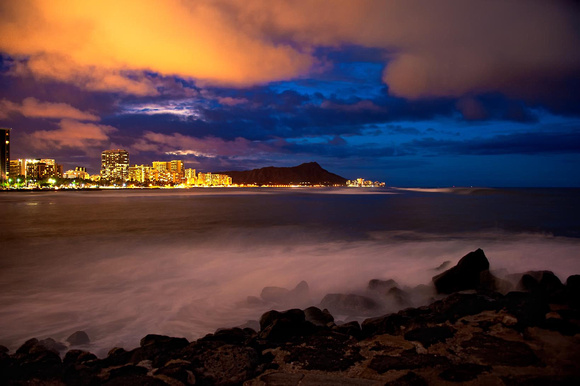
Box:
[501,375,580,386]
[63,349,97,366]
[519,271,565,298]
[304,306,334,327]
[428,292,500,323]
[567,274,580,291]
[38,338,67,354]
[434,261,452,271]
[404,325,456,348]
[284,331,364,372]
[432,248,492,294]
[101,347,133,367]
[260,309,306,331]
[320,293,380,315]
[261,286,290,302]
[460,333,540,366]
[500,291,550,328]
[155,359,195,384]
[16,337,39,354]
[132,334,189,367]
[13,346,63,380]
[259,316,316,342]
[67,330,90,346]
[0,345,8,354]
[369,349,450,373]
[386,286,411,307]
[189,344,260,385]
[104,374,165,386]
[203,327,256,344]
[438,363,491,382]
[332,321,362,339]
[385,371,428,386]
[367,279,398,293]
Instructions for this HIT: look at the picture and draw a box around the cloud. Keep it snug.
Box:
[28,119,117,150]
[0,97,99,121]
[1,0,578,100]
[131,131,273,158]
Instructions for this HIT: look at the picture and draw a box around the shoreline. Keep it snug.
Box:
[2,249,579,385]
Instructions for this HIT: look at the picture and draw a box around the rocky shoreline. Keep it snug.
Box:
[2,249,579,385]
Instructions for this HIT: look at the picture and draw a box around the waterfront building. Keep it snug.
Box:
[0,128,9,182]
[128,164,158,183]
[25,158,62,179]
[185,168,196,185]
[63,166,90,180]
[9,159,25,179]
[101,149,129,182]
[196,172,232,186]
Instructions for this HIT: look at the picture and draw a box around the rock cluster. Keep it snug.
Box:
[1,249,579,385]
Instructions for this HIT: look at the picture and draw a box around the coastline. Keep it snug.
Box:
[2,249,579,385]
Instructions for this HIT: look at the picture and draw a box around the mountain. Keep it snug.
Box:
[220,162,347,186]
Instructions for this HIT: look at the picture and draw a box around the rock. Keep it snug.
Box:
[260,281,310,306]
[438,363,491,382]
[320,294,380,316]
[154,359,195,385]
[386,286,411,307]
[567,274,580,291]
[460,333,540,366]
[203,327,256,344]
[385,371,428,386]
[304,306,334,327]
[404,325,456,348]
[367,279,398,293]
[432,248,493,294]
[132,334,189,367]
[67,330,90,346]
[332,321,362,339]
[500,291,550,328]
[189,344,260,385]
[369,349,450,373]
[63,349,97,366]
[261,286,290,302]
[433,261,452,271]
[258,309,315,341]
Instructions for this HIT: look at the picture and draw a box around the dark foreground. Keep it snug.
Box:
[2,249,579,386]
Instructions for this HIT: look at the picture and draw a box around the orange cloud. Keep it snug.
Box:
[1,1,578,98]
[28,119,117,150]
[0,97,99,121]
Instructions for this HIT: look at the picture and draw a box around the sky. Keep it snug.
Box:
[1,0,579,187]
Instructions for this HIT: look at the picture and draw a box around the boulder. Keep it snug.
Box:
[258,309,315,341]
[67,330,90,346]
[260,281,310,306]
[320,294,380,316]
[304,306,334,327]
[432,248,493,294]
[367,279,398,293]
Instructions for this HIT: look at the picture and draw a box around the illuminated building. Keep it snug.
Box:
[63,167,90,179]
[185,168,196,185]
[26,159,62,179]
[101,149,129,181]
[128,164,158,183]
[9,159,25,179]
[0,128,9,182]
[151,160,184,184]
[196,172,232,186]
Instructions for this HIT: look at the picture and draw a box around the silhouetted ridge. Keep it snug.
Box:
[220,162,347,185]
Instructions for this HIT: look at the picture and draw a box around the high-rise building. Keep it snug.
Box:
[0,128,10,182]
[9,159,26,179]
[101,149,129,181]
[25,159,61,179]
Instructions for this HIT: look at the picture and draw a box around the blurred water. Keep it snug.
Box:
[0,187,579,355]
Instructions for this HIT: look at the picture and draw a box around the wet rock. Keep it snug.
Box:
[132,334,189,367]
[500,291,550,328]
[12,343,63,380]
[332,321,362,339]
[260,281,310,306]
[433,261,452,271]
[259,309,316,341]
[438,363,491,382]
[460,333,540,366]
[404,325,456,348]
[189,344,260,385]
[367,279,398,293]
[304,306,334,327]
[432,248,493,294]
[284,331,363,372]
[386,286,411,307]
[567,274,580,291]
[67,330,90,346]
[203,327,256,345]
[154,359,195,384]
[320,293,380,316]
[369,349,450,373]
[63,349,97,366]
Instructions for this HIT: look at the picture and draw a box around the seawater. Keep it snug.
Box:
[1,187,579,356]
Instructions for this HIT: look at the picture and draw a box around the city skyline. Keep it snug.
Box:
[1,1,580,187]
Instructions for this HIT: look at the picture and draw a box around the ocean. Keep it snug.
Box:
[1,187,579,356]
